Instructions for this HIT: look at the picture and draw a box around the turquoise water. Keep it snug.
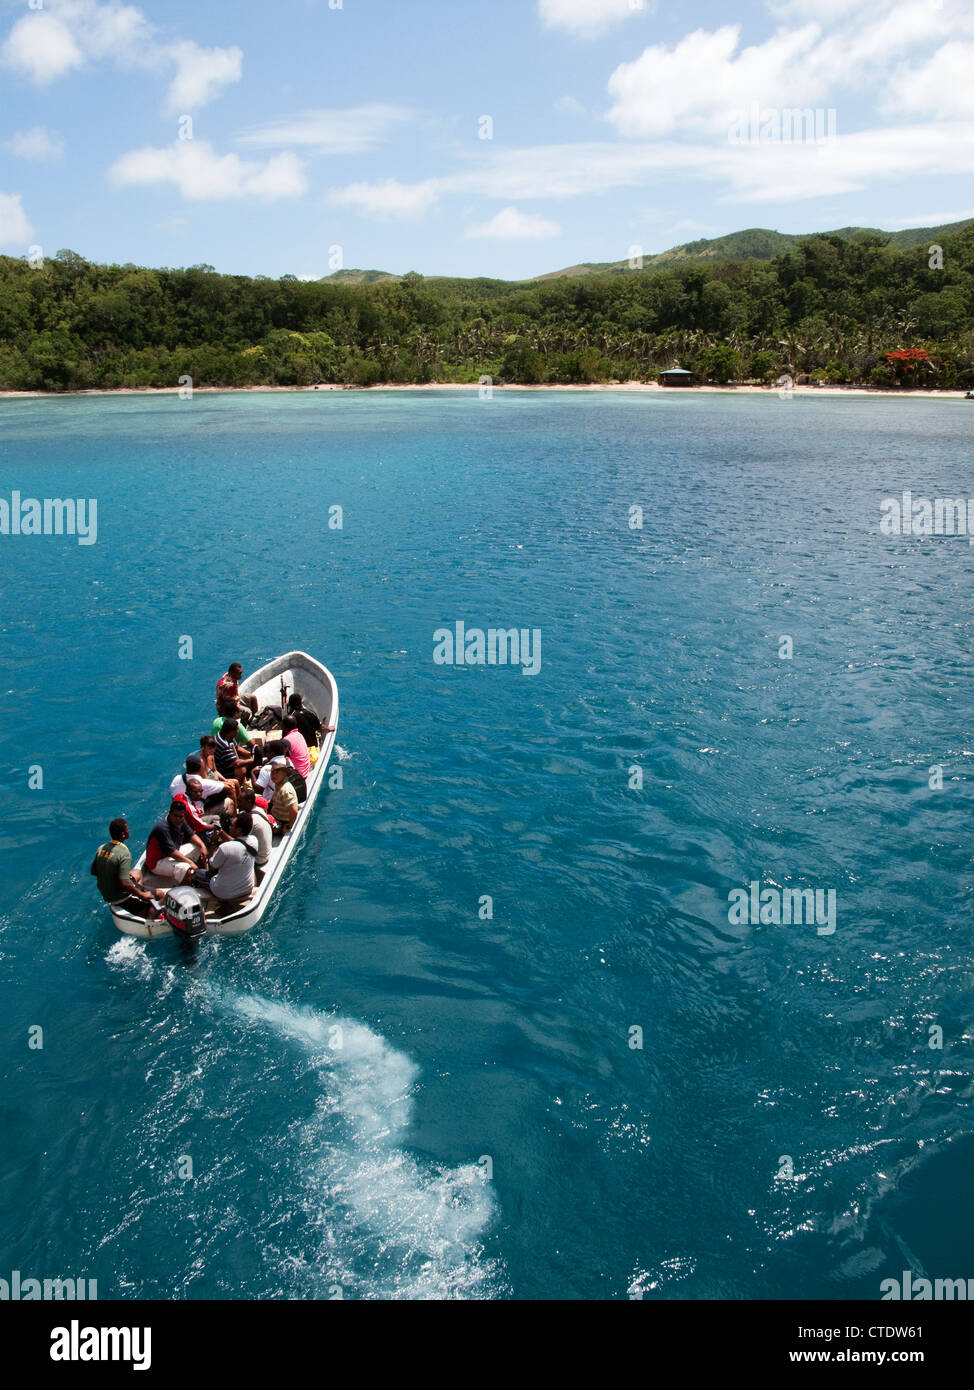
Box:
[1,390,972,1300]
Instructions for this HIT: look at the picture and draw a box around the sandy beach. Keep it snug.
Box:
[0,382,969,400]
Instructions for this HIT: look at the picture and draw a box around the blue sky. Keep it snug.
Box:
[1,0,972,279]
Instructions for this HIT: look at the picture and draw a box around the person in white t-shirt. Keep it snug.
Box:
[171,754,236,813]
[254,745,293,800]
[237,787,273,869]
[194,813,258,904]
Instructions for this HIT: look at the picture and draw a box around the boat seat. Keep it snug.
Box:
[140,870,172,891]
[197,883,259,918]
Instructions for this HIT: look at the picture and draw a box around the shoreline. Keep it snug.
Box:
[0,382,969,400]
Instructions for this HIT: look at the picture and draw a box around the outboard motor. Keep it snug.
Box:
[163,885,207,940]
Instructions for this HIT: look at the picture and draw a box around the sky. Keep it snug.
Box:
[0,0,972,280]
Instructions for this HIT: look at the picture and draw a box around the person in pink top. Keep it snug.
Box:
[281,717,311,779]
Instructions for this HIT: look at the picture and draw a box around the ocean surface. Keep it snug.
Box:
[1,389,972,1301]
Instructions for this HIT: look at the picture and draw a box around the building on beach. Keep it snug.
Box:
[659,367,694,387]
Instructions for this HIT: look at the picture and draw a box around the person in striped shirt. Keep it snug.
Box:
[214,718,254,781]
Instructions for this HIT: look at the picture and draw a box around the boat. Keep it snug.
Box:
[110,651,338,939]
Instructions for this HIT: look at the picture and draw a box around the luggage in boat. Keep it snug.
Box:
[250,705,281,733]
[287,768,308,803]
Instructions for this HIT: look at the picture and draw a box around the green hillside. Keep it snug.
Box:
[319,268,400,285]
[2,218,974,390]
[538,219,974,279]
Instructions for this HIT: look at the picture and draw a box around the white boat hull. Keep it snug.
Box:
[111,651,338,938]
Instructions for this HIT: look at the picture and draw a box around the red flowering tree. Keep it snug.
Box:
[883,348,932,386]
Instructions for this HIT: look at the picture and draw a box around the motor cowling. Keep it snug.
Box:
[163,886,206,939]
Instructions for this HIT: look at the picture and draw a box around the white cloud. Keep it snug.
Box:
[886,42,974,120]
[328,115,974,218]
[554,95,586,116]
[538,0,650,39]
[715,122,974,203]
[0,192,34,246]
[463,205,562,240]
[109,141,306,201]
[78,0,153,62]
[606,24,823,138]
[327,178,441,219]
[167,41,242,116]
[2,2,241,113]
[238,104,414,154]
[769,0,958,25]
[605,3,971,140]
[884,208,974,228]
[667,219,717,236]
[327,146,671,218]
[3,127,64,161]
[2,12,83,84]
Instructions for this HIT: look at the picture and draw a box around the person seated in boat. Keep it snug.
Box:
[269,760,299,832]
[214,719,255,782]
[171,776,223,847]
[215,662,258,724]
[171,754,235,814]
[213,697,258,745]
[145,801,208,884]
[253,740,292,799]
[269,733,307,802]
[194,812,259,908]
[91,819,165,913]
[236,786,273,872]
[277,749,307,803]
[198,738,239,799]
[286,692,334,748]
[213,705,262,766]
[281,716,312,780]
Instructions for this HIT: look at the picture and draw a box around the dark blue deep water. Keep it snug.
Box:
[1,389,972,1300]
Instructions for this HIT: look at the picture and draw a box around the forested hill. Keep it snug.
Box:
[533,218,974,279]
[2,222,973,391]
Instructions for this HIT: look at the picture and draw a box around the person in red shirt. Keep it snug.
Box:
[145,802,208,884]
[216,662,258,721]
[171,775,221,846]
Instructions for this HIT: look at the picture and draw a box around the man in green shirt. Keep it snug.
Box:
[91,819,162,911]
[212,714,253,745]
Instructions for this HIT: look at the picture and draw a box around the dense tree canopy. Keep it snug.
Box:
[1,228,973,390]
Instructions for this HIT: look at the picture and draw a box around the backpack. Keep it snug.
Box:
[251,705,280,733]
[286,769,307,804]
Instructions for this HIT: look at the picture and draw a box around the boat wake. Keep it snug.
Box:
[212,989,502,1300]
[104,936,178,994]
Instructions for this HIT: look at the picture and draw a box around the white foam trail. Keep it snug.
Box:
[104,936,179,997]
[334,744,353,762]
[214,989,499,1299]
[105,936,154,981]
